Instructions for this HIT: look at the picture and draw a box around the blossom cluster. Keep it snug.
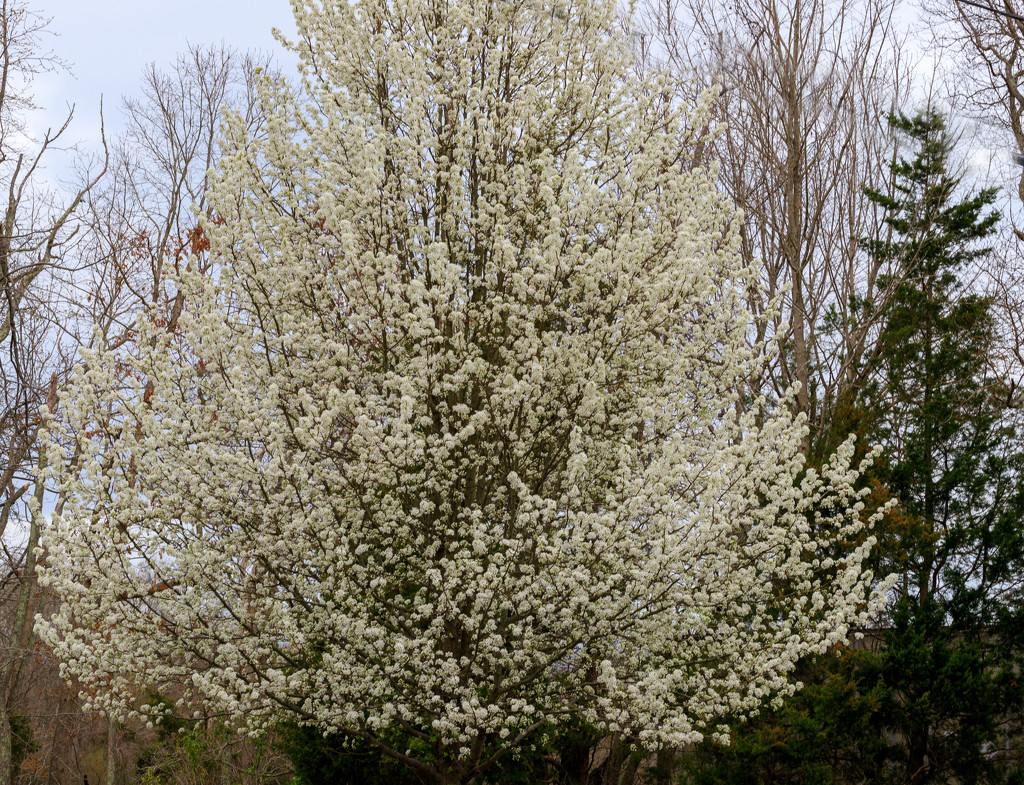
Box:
[36,0,883,776]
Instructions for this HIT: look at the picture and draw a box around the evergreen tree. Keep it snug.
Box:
[681,109,1024,784]
[863,107,1024,785]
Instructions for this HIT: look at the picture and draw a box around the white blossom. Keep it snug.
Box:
[37,0,885,781]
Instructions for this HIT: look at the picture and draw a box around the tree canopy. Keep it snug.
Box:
[36,0,883,782]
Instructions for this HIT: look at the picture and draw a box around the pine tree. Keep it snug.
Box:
[681,108,1024,785]
[861,108,1024,785]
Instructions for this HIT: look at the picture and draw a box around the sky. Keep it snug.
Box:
[27,0,298,184]
[15,0,1009,216]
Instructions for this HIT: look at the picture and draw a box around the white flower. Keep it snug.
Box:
[36,0,883,780]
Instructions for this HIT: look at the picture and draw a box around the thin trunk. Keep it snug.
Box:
[782,36,811,451]
[0,377,55,706]
[219,732,232,785]
[907,284,935,785]
[0,705,11,783]
[617,752,639,785]
[653,747,676,785]
[106,719,118,785]
[907,734,929,785]
[0,375,56,785]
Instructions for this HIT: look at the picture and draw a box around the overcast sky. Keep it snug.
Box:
[18,0,1005,191]
[28,0,297,182]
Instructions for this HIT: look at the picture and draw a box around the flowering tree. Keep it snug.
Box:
[37,0,882,782]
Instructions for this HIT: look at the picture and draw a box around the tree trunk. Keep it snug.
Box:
[0,378,55,785]
[0,705,12,783]
[653,747,676,785]
[782,29,810,450]
[907,729,929,785]
[617,753,639,785]
[106,719,118,785]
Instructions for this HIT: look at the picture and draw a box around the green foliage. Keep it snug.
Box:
[276,725,424,785]
[144,689,192,742]
[136,725,229,785]
[276,718,617,784]
[681,107,1024,785]
[681,649,899,785]
[9,714,37,782]
[858,108,1024,784]
[880,600,1023,784]
[135,692,289,785]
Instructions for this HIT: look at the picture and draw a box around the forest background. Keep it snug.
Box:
[3,0,1024,782]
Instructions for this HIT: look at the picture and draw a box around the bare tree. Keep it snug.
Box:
[80,44,271,349]
[0,24,272,785]
[54,43,274,784]
[0,6,280,779]
[0,0,107,775]
[638,0,910,451]
[934,0,1024,208]
[927,0,1024,404]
